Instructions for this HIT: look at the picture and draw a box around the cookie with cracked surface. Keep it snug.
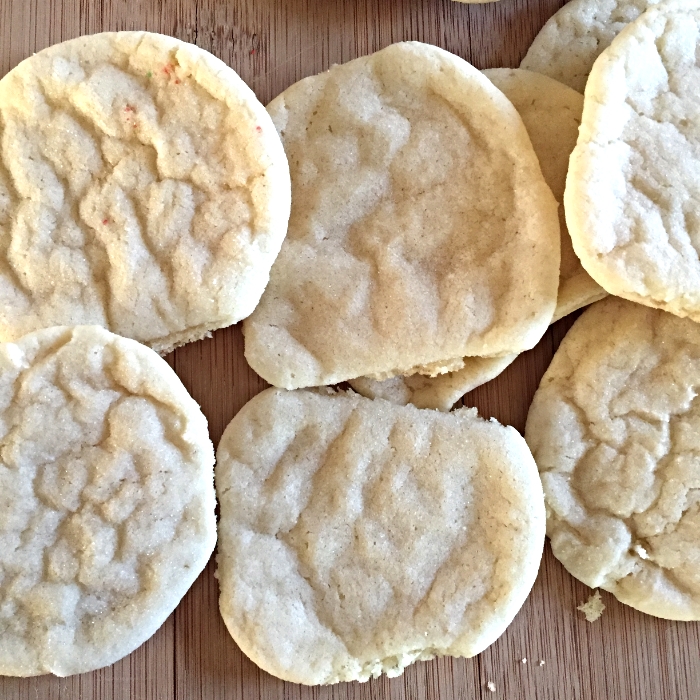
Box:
[216,387,545,684]
[0,325,216,676]
[526,296,700,619]
[520,0,660,92]
[0,32,290,354]
[243,42,560,389]
[565,0,700,321]
[349,69,604,412]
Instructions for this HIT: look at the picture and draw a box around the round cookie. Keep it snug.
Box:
[243,42,560,390]
[520,0,659,92]
[217,388,545,684]
[0,326,216,676]
[0,32,290,354]
[349,69,605,412]
[565,0,700,322]
[526,297,700,620]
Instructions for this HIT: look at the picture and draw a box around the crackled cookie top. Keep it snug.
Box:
[216,388,545,684]
[243,42,560,389]
[520,0,659,92]
[526,297,700,620]
[0,32,290,354]
[565,0,700,321]
[0,326,216,676]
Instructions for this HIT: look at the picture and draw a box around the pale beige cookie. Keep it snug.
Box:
[350,69,604,412]
[526,297,700,620]
[0,32,290,354]
[565,0,700,322]
[520,0,659,92]
[484,68,606,321]
[0,326,216,676]
[243,42,560,390]
[349,354,517,411]
[217,388,545,684]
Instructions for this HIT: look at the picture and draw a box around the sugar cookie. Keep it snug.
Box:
[217,388,545,683]
[0,32,290,353]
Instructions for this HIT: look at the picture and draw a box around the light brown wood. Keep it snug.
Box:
[1,0,699,698]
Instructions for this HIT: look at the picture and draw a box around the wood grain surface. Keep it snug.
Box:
[1,0,698,698]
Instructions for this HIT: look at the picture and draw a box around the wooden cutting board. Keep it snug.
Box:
[1,0,698,698]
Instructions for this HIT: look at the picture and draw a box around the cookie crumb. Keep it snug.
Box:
[633,543,649,559]
[521,657,527,664]
[539,659,545,666]
[487,681,496,692]
[577,590,605,622]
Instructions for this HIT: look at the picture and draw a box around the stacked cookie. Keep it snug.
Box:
[244,43,561,390]
[0,32,290,676]
[8,0,700,684]
[349,66,606,410]
[522,0,700,621]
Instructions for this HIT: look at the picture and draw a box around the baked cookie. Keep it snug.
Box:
[0,32,290,354]
[485,68,606,321]
[216,388,545,684]
[244,42,560,389]
[526,297,700,619]
[565,0,700,322]
[350,69,604,412]
[0,326,216,676]
[348,354,517,411]
[520,0,659,92]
